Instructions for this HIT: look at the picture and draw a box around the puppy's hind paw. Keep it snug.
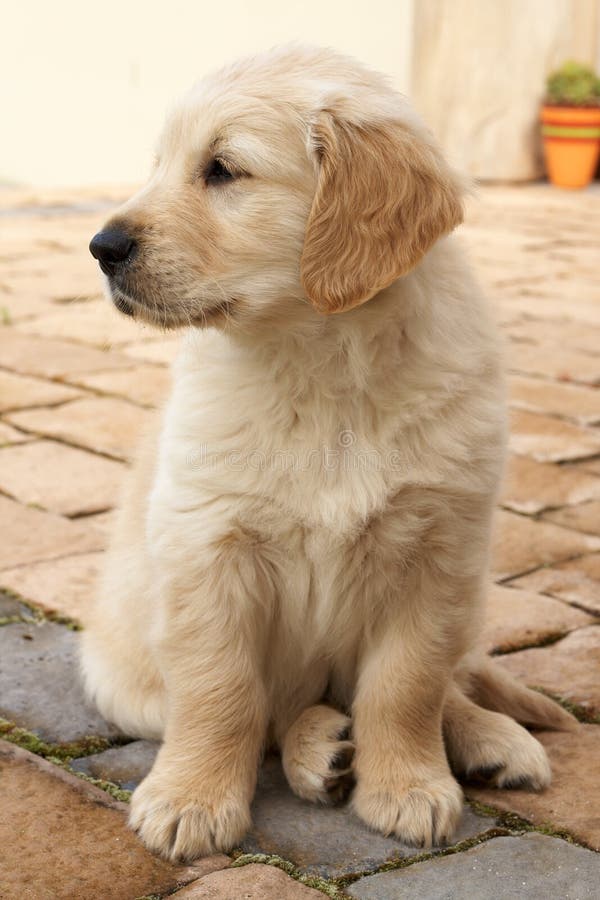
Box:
[283,705,355,805]
[468,735,551,792]
[450,713,552,792]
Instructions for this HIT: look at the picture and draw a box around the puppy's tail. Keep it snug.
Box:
[459,655,579,732]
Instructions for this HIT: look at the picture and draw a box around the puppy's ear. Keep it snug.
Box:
[301,113,464,314]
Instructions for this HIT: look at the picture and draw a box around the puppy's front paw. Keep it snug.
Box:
[353,772,463,848]
[129,771,251,861]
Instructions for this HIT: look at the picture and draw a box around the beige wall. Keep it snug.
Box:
[4,1,599,187]
[0,1,414,187]
[412,0,600,181]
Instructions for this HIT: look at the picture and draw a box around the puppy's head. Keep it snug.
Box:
[90,46,464,330]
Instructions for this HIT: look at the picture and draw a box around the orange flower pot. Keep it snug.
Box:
[541,106,600,189]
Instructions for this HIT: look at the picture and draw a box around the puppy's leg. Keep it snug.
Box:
[129,537,275,862]
[282,705,354,804]
[81,424,167,740]
[129,629,266,861]
[456,652,578,732]
[443,684,551,790]
[351,488,500,847]
[81,546,166,740]
[352,614,464,848]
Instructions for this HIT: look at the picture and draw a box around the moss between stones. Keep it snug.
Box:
[45,612,83,632]
[534,688,600,724]
[0,615,23,627]
[229,826,524,895]
[0,588,82,631]
[467,798,579,845]
[0,717,131,802]
[66,766,132,803]
[231,852,351,898]
[0,718,111,761]
[332,828,508,889]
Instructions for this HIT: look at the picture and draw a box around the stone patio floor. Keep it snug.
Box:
[0,182,599,898]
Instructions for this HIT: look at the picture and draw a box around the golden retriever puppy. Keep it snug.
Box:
[81,45,575,861]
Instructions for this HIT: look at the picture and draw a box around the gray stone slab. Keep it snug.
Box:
[68,747,497,878]
[71,740,159,791]
[0,591,29,620]
[0,621,121,743]
[242,757,497,879]
[348,833,600,899]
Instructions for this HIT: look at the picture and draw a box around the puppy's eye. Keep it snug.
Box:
[205,158,235,185]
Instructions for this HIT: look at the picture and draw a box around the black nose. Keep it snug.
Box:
[89,229,136,275]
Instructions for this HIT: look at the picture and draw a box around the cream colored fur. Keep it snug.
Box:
[80,45,576,862]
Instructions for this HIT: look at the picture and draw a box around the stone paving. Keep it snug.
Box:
[0,182,599,898]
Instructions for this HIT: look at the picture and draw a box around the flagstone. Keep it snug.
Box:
[497,626,600,715]
[123,337,180,365]
[509,409,600,462]
[0,440,123,514]
[0,741,211,900]
[85,510,116,542]
[3,255,103,302]
[508,342,600,385]
[347,834,600,900]
[71,740,160,791]
[73,364,171,407]
[0,591,31,620]
[572,457,600,477]
[0,552,104,620]
[174,864,324,899]
[242,758,496,879]
[16,298,158,347]
[467,726,600,851]
[5,397,151,460]
[0,495,103,569]
[500,455,600,515]
[543,501,600,537]
[506,317,600,358]
[511,554,600,615]
[491,509,600,581]
[502,294,600,329]
[483,584,593,653]
[509,374,600,425]
[0,288,54,322]
[0,622,120,742]
[0,331,134,379]
[68,747,497,879]
[0,370,81,412]
[0,421,33,446]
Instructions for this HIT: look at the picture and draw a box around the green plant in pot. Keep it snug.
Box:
[541,61,600,189]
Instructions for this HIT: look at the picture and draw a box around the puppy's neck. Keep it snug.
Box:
[225,278,417,399]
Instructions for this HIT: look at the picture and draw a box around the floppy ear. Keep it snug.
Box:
[300,113,464,314]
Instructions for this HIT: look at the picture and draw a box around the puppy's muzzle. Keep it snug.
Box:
[89,228,137,277]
